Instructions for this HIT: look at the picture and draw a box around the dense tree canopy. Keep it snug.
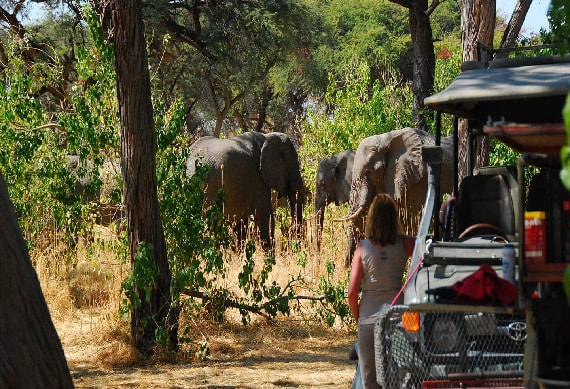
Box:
[140,0,318,136]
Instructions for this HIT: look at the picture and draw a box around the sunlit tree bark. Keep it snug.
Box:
[458,0,495,181]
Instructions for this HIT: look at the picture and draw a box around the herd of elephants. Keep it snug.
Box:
[185,127,454,265]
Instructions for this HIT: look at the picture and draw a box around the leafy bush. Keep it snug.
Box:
[299,62,413,191]
[0,6,120,253]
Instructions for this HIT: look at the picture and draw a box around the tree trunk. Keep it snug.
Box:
[0,173,74,388]
[496,0,533,60]
[112,0,177,353]
[409,0,435,131]
[458,0,495,181]
[461,0,496,62]
[255,83,272,132]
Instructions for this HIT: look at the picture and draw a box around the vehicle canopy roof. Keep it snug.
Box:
[424,55,570,125]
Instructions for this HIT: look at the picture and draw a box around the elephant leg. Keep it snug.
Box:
[346,224,357,267]
[288,193,305,240]
[256,197,275,254]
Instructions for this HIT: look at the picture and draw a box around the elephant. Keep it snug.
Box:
[66,155,124,229]
[185,131,307,252]
[314,149,355,251]
[340,128,453,266]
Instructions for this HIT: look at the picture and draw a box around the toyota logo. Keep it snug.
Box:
[507,321,527,341]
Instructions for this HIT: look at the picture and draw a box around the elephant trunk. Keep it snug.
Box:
[345,213,365,267]
[343,182,373,266]
[337,203,367,267]
[334,205,365,222]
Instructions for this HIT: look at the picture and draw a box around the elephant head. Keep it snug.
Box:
[314,149,355,251]
[340,128,453,266]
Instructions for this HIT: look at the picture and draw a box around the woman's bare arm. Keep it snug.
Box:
[348,244,363,323]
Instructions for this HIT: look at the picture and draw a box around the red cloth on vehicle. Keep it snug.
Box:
[450,264,518,306]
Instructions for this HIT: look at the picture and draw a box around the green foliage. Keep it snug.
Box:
[560,92,570,190]
[120,242,158,318]
[430,1,461,44]
[156,126,233,295]
[425,49,462,137]
[0,6,119,252]
[549,0,570,53]
[488,139,519,168]
[315,259,351,326]
[311,0,409,85]
[150,112,298,346]
[300,62,413,190]
[433,50,461,95]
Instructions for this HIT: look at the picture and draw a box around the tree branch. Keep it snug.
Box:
[426,0,442,17]
[388,0,413,9]
[496,0,532,60]
[0,5,27,41]
[182,288,326,319]
[162,15,216,62]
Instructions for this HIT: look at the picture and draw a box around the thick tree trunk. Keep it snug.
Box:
[458,0,495,181]
[112,0,177,353]
[461,0,496,62]
[496,0,533,60]
[388,0,436,131]
[409,0,436,131]
[0,173,74,388]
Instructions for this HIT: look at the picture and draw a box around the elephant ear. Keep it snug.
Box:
[334,155,351,205]
[394,129,429,199]
[260,133,288,195]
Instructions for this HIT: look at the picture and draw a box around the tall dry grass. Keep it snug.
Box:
[33,205,355,366]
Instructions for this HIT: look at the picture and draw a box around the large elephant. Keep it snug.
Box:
[314,149,355,251]
[341,128,453,265]
[186,131,306,252]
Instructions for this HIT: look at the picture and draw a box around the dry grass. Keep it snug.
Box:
[37,209,358,388]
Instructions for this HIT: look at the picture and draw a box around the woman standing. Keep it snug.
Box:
[348,194,415,389]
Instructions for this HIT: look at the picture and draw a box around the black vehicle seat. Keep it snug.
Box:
[475,166,520,233]
[454,167,518,241]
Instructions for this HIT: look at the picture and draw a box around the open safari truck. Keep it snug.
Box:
[373,51,570,388]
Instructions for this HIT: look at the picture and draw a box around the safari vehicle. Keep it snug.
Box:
[374,49,570,389]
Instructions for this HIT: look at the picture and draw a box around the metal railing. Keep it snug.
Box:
[374,304,526,389]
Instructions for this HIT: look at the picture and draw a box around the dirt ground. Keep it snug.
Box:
[54,309,357,388]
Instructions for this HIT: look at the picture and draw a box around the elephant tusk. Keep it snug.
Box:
[334,205,365,222]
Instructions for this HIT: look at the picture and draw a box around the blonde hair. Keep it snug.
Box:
[365,194,403,245]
